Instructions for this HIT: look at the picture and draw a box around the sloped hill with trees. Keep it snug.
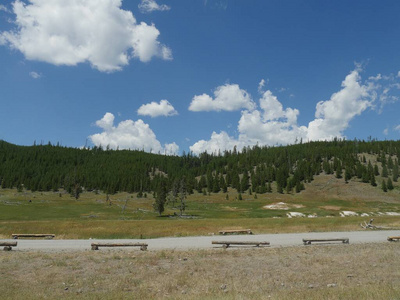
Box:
[0,139,399,197]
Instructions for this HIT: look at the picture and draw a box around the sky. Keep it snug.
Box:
[1,0,400,156]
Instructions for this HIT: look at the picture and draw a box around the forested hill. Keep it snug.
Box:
[0,139,399,195]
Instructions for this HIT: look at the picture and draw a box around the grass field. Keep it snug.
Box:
[0,173,399,238]
[1,243,399,299]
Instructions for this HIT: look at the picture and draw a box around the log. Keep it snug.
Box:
[302,238,349,245]
[212,241,270,248]
[218,229,253,235]
[0,241,17,251]
[91,243,148,251]
[12,234,55,239]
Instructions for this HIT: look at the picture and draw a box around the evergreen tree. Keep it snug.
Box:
[370,172,377,187]
[345,167,352,183]
[392,163,398,182]
[382,165,388,178]
[267,182,272,193]
[335,163,342,179]
[240,173,249,192]
[178,177,187,216]
[277,182,283,194]
[374,164,379,176]
[295,181,302,193]
[387,177,394,190]
[153,180,166,216]
[388,156,394,170]
[212,174,220,193]
[361,170,370,183]
[382,180,387,192]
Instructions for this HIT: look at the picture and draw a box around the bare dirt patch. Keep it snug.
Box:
[263,202,305,210]
[301,174,400,203]
[319,205,341,211]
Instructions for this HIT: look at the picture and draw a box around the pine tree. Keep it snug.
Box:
[267,182,272,193]
[153,180,166,216]
[370,172,377,187]
[382,180,387,192]
[335,163,342,179]
[345,167,352,183]
[387,177,394,190]
[374,164,379,176]
[361,170,370,183]
[382,165,388,178]
[388,156,394,170]
[178,177,187,216]
[392,163,398,182]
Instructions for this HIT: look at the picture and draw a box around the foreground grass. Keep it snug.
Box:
[0,243,399,299]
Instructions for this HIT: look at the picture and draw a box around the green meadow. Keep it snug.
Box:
[1,175,399,239]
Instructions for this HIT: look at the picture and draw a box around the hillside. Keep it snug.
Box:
[0,139,399,197]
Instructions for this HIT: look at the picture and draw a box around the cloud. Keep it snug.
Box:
[190,131,244,155]
[0,5,9,12]
[383,128,389,136]
[189,89,308,155]
[137,100,178,117]
[89,112,179,155]
[306,70,373,140]
[395,125,400,132]
[29,71,41,79]
[138,0,170,13]
[190,68,393,155]
[0,0,172,72]
[258,79,265,93]
[189,84,256,112]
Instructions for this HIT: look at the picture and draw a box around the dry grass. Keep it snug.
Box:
[0,243,399,299]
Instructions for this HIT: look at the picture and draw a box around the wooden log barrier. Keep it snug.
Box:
[302,238,349,245]
[387,236,400,242]
[212,241,270,249]
[218,229,253,235]
[0,241,17,251]
[91,242,148,251]
[12,234,55,240]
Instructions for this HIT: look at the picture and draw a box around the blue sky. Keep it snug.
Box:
[1,0,400,155]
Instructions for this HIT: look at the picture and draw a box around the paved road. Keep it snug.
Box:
[3,230,399,252]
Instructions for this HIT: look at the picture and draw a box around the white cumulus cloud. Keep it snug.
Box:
[306,70,374,141]
[0,4,9,12]
[258,79,266,93]
[29,71,41,79]
[190,68,394,155]
[0,0,172,72]
[383,128,389,136]
[138,0,170,13]
[190,131,245,155]
[189,84,255,112]
[190,89,307,155]
[89,112,179,155]
[137,100,178,117]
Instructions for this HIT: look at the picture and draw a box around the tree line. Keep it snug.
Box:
[0,138,399,198]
